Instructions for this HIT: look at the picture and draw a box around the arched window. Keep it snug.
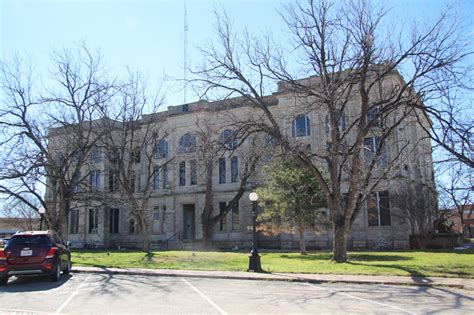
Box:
[219,129,237,149]
[154,139,168,159]
[325,112,347,134]
[179,133,196,153]
[292,115,311,137]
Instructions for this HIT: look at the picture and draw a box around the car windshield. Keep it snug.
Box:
[8,235,50,246]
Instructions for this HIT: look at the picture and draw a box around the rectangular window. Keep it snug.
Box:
[219,158,226,184]
[72,150,81,164]
[219,202,227,231]
[109,208,119,234]
[366,106,382,127]
[230,156,238,183]
[90,170,100,191]
[153,165,160,190]
[155,140,168,159]
[90,146,101,163]
[109,147,120,164]
[108,170,119,192]
[69,209,79,234]
[363,137,388,166]
[162,164,169,189]
[231,201,240,231]
[88,208,98,234]
[129,172,136,193]
[179,161,186,186]
[190,159,197,185]
[368,191,391,227]
[131,147,141,164]
[153,207,160,220]
[73,171,81,193]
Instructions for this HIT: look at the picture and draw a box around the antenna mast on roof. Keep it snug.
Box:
[183,2,188,104]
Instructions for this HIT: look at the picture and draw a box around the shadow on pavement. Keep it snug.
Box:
[1,274,72,292]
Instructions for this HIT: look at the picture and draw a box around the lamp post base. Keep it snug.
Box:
[247,251,262,272]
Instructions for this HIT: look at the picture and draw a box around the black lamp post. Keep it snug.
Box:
[38,208,46,230]
[248,192,262,272]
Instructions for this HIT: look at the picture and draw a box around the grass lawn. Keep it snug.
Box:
[72,249,474,278]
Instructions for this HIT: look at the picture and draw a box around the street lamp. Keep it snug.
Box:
[38,208,46,230]
[248,192,262,272]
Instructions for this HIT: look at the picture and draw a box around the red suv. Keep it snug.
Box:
[0,230,72,285]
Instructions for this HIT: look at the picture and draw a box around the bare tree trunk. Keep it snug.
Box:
[201,159,214,248]
[138,215,150,251]
[298,224,307,255]
[333,224,348,263]
[416,235,427,250]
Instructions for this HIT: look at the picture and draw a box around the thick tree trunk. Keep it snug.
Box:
[201,159,214,247]
[201,220,214,249]
[333,224,348,262]
[298,225,307,255]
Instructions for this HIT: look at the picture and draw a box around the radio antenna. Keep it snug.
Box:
[183,2,188,104]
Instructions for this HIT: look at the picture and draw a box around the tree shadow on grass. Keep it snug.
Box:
[279,254,332,261]
[278,253,412,262]
[348,254,413,262]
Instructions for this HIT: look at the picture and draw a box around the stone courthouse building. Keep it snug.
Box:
[46,73,436,250]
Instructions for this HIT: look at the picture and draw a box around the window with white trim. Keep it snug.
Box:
[292,115,311,137]
[367,191,391,227]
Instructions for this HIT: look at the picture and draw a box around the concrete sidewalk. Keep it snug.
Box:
[72,266,474,291]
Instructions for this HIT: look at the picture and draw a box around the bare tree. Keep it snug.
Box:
[392,182,438,249]
[195,110,261,247]
[1,197,40,231]
[98,71,166,250]
[0,46,115,238]
[437,162,473,238]
[190,0,470,261]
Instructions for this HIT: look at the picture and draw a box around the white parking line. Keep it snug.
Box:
[54,274,91,314]
[181,278,228,315]
[305,283,416,314]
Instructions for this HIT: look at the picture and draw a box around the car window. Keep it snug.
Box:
[8,235,51,246]
[55,233,65,246]
[51,233,62,246]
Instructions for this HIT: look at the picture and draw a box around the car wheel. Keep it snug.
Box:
[63,260,72,275]
[51,261,61,282]
[0,276,8,285]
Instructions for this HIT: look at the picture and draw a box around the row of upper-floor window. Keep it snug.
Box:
[74,108,382,165]
[73,156,240,193]
[292,107,382,138]
[73,134,387,195]
[77,129,238,165]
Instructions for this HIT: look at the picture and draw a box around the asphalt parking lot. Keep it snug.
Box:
[0,273,473,314]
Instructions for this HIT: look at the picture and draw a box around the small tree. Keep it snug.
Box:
[392,182,438,249]
[437,161,473,239]
[257,158,328,254]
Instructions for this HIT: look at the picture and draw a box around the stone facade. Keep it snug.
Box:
[47,74,436,250]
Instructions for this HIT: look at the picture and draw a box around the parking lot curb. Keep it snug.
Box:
[71,267,472,291]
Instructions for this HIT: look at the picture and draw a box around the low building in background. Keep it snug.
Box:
[0,217,37,238]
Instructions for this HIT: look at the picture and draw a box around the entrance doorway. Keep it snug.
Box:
[182,204,195,240]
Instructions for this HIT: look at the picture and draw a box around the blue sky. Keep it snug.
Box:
[1,0,473,107]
